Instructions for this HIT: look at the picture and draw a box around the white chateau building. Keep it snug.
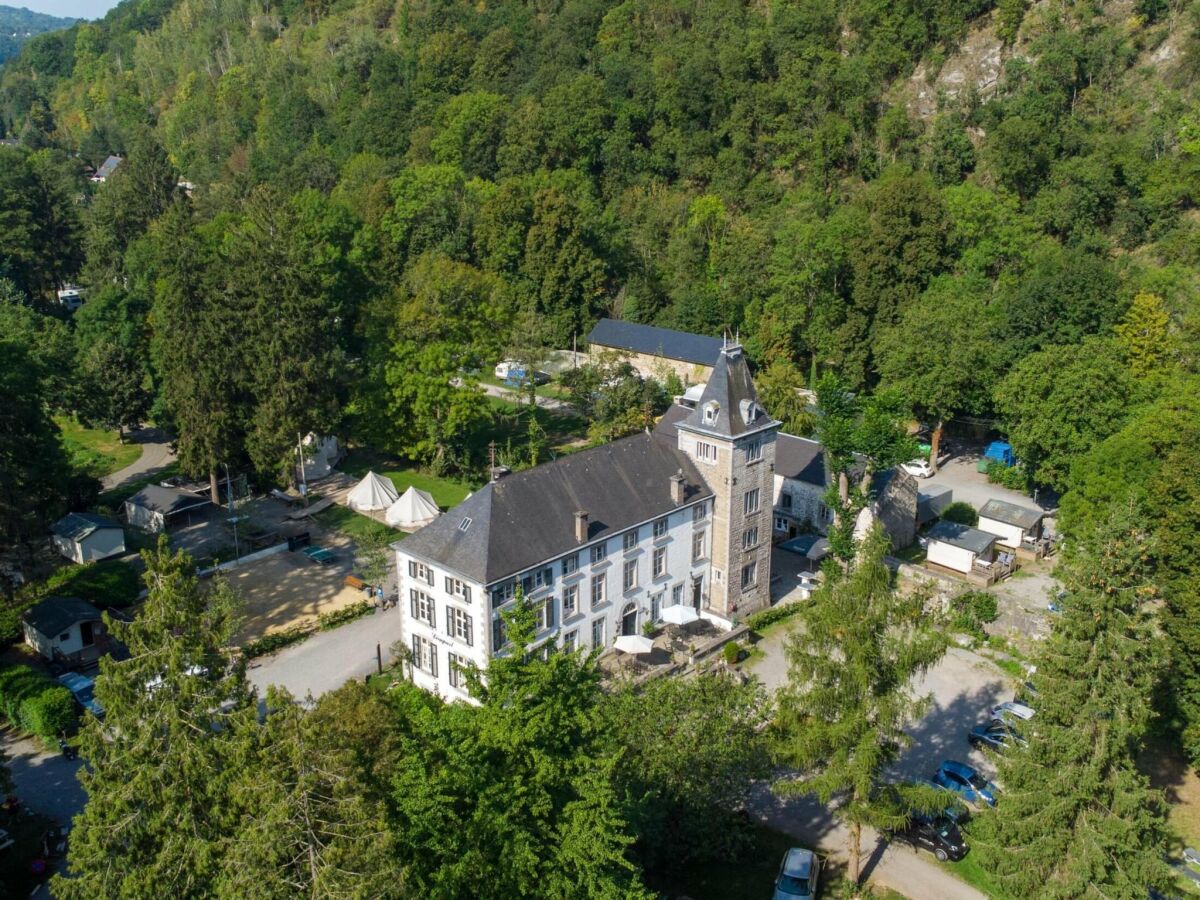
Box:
[394,342,780,699]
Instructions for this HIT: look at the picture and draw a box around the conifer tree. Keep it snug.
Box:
[55,540,257,898]
[973,507,1173,898]
[772,525,947,884]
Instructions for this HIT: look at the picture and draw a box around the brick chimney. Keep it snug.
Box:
[670,470,686,504]
[574,510,589,542]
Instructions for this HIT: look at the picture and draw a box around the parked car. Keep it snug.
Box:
[891,812,968,862]
[901,458,934,478]
[57,672,103,719]
[932,760,999,807]
[493,360,519,379]
[773,847,820,899]
[968,721,1027,752]
[990,701,1035,722]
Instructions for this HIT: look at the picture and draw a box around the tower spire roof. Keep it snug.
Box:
[680,342,778,438]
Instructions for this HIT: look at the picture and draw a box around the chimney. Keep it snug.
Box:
[670,470,686,504]
[574,510,589,542]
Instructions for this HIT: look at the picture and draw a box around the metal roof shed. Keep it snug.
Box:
[977,498,1043,549]
[124,485,213,533]
[926,520,996,574]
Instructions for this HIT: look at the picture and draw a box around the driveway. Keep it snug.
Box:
[247,605,405,701]
[923,451,1052,514]
[1,730,85,826]
[746,622,1018,898]
[100,426,177,491]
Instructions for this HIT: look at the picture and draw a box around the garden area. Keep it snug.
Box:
[55,417,141,479]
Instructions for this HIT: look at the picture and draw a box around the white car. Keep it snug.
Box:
[902,458,934,478]
[990,701,1035,722]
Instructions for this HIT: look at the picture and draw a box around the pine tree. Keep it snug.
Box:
[973,507,1173,897]
[54,540,258,898]
[218,684,405,899]
[772,525,947,885]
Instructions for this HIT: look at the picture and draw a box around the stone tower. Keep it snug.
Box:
[674,342,779,618]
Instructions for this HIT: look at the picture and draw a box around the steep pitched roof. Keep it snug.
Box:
[398,433,712,584]
[586,319,724,366]
[23,596,102,637]
[978,498,1043,530]
[677,344,777,439]
[52,512,121,542]
[775,434,828,487]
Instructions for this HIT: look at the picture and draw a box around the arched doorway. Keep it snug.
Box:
[621,603,638,636]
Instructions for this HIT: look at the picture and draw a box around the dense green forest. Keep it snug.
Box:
[0,0,1199,890]
[0,5,78,65]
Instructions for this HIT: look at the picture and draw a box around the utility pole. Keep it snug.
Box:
[296,431,309,507]
[223,462,240,562]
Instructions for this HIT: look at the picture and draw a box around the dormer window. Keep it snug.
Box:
[739,399,763,423]
[703,401,720,425]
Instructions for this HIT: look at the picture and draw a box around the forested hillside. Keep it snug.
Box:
[1,0,1200,737]
[0,5,78,65]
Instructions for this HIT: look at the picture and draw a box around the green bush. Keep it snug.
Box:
[722,641,743,665]
[950,590,1000,639]
[19,686,77,739]
[0,665,79,740]
[317,601,373,631]
[941,502,978,526]
[40,559,141,608]
[985,460,1028,492]
[746,602,804,632]
[242,626,311,659]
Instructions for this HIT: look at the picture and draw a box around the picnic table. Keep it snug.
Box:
[301,545,336,566]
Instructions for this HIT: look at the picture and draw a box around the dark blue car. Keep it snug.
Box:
[933,760,998,807]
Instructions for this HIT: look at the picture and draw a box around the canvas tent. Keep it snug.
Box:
[385,486,441,529]
[346,471,399,511]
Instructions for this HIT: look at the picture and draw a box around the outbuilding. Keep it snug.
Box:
[925,520,997,575]
[977,499,1044,549]
[124,485,213,533]
[51,513,126,564]
[22,597,108,668]
[586,318,723,384]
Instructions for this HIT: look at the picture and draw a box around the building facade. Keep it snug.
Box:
[394,342,776,699]
[586,318,722,384]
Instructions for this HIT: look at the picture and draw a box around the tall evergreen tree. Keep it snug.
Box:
[55,541,257,899]
[772,526,947,884]
[973,508,1173,897]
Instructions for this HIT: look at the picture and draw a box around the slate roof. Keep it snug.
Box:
[587,319,724,366]
[775,434,828,487]
[651,403,692,445]
[95,155,122,179]
[978,498,1043,530]
[926,520,996,555]
[125,485,212,516]
[52,512,121,542]
[23,596,102,637]
[398,432,713,584]
[678,345,777,439]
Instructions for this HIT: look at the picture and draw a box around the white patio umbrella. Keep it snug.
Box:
[660,604,700,626]
[613,634,654,655]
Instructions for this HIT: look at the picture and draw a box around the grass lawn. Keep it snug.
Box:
[338,450,473,510]
[40,558,142,608]
[892,542,926,564]
[314,504,402,544]
[56,416,142,478]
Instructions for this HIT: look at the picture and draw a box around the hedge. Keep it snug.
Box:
[241,602,376,659]
[318,601,373,631]
[0,665,79,741]
[40,559,141,609]
[746,602,804,632]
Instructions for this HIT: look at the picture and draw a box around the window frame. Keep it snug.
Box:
[653,517,668,539]
[692,529,706,562]
[623,529,639,552]
[590,573,607,609]
[653,546,667,578]
[741,560,758,590]
[563,583,578,617]
[744,487,761,516]
[622,558,638,593]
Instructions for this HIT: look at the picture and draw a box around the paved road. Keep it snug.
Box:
[100,427,177,491]
[1,729,85,826]
[479,381,575,414]
[247,606,405,701]
[747,622,1015,898]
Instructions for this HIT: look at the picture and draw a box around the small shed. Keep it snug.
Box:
[918,485,953,525]
[90,155,123,183]
[125,485,213,533]
[51,513,125,564]
[22,597,108,667]
[926,521,996,575]
[977,499,1043,549]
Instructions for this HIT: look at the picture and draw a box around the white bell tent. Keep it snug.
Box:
[385,486,441,529]
[346,471,399,511]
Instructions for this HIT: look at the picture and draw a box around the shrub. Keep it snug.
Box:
[318,601,373,631]
[242,626,311,659]
[746,602,804,632]
[722,641,743,665]
[950,590,1000,639]
[986,460,1028,491]
[0,665,79,740]
[40,559,141,608]
[19,687,77,739]
[941,501,978,526]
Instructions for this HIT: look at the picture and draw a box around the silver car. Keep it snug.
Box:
[773,847,820,899]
